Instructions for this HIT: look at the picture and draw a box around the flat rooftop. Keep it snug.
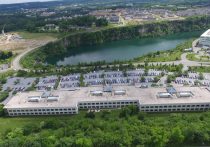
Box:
[201,29,210,37]
[4,86,210,109]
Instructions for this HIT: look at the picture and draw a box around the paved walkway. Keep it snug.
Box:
[0,39,56,73]
[11,42,48,71]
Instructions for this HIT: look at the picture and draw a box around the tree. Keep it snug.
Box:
[75,138,93,147]
[0,104,4,116]
[119,107,131,118]
[79,74,85,87]
[149,128,169,147]
[101,110,111,119]
[138,112,146,121]
[198,72,204,80]
[85,112,95,119]
[167,75,175,83]
[168,127,184,145]
[6,128,24,139]
[16,70,28,77]
[0,92,9,102]
[95,18,108,27]
[128,105,139,115]
[154,76,160,83]
[119,105,139,118]
[140,76,146,82]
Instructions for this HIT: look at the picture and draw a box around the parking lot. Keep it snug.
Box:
[36,76,58,91]
[59,74,80,90]
[175,72,210,86]
[3,77,36,92]
[84,69,164,86]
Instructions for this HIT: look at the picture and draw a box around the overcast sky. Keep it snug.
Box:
[0,0,56,4]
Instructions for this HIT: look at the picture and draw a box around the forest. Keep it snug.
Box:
[22,15,210,68]
[0,14,46,32]
[58,16,108,32]
[1,106,210,146]
[0,14,107,33]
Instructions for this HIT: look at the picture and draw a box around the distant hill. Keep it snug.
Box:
[0,0,209,12]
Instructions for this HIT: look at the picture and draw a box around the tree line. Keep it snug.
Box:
[0,14,108,33]
[1,106,210,146]
[59,15,108,31]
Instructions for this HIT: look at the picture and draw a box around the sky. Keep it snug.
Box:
[0,0,57,4]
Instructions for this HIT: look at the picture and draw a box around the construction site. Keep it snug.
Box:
[0,25,57,53]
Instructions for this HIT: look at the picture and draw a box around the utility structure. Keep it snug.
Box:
[200,29,210,47]
[2,24,5,36]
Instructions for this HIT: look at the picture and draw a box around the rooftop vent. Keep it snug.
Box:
[157,92,172,98]
[47,96,59,101]
[114,90,126,95]
[41,91,51,98]
[103,86,113,92]
[177,91,193,98]
[28,96,41,102]
[166,87,177,94]
[91,90,103,96]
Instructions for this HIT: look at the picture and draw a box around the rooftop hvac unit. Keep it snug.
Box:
[91,91,103,96]
[47,96,59,101]
[140,84,148,88]
[177,92,192,97]
[157,92,172,98]
[103,86,113,92]
[41,91,51,98]
[114,90,126,95]
[28,96,40,102]
[206,87,210,92]
[166,87,177,94]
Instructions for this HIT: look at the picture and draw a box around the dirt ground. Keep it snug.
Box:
[0,32,57,54]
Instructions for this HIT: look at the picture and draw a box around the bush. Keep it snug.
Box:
[16,70,28,77]
[138,112,146,121]
[101,110,111,119]
[0,92,9,102]
[119,105,139,118]
[0,104,4,116]
[85,112,95,119]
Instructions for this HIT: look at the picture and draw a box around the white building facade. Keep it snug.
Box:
[6,101,210,116]
[140,103,210,112]
[78,100,139,109]
[7,107,78,116]
[199,29,210,47]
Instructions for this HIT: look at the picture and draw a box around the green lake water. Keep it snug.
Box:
[47,31,203,65]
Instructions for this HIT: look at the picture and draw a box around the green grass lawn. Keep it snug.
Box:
[189,66,210,73]
[0,111,89,132]
[0,70,15,79]
[133,39,193,62]
[134,51,182,62]
[0,116,68,132]
[16,31,62,39]
[187,53,210,62]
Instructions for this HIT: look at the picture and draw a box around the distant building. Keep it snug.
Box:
[184,48,193,52]
[199,29,210,47]
[109,15,120,24]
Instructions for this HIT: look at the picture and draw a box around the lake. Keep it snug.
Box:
[47,31,203,66]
